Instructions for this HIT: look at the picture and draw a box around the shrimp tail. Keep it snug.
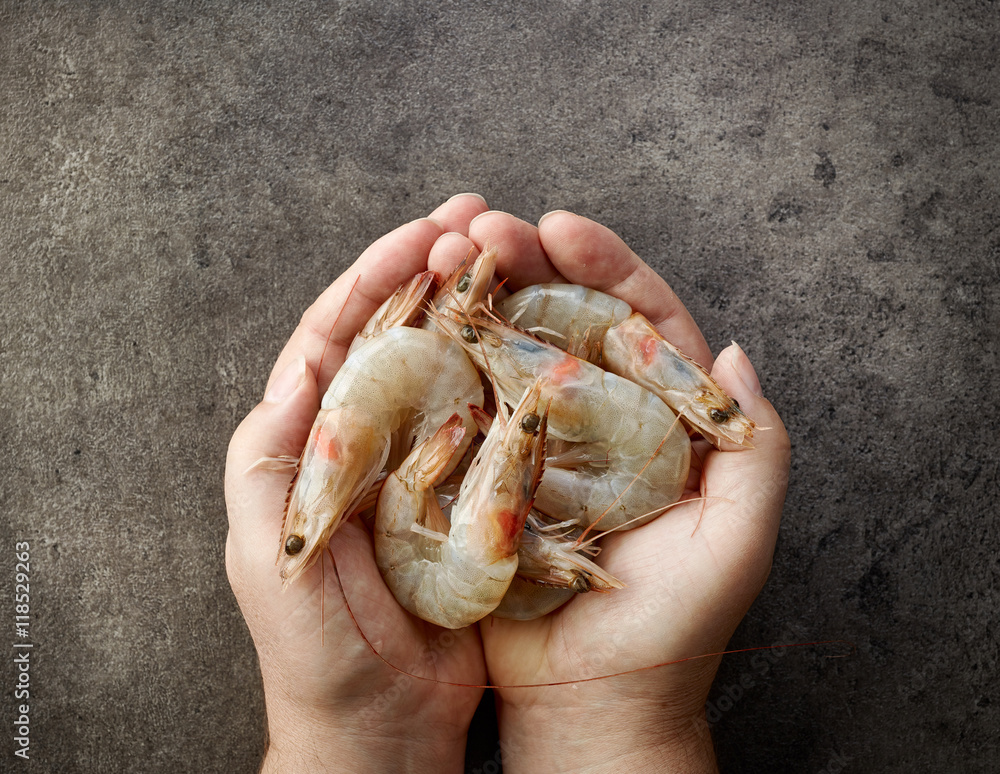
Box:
[383,270,440,329]
[347,271,439,355]
[409,413,468,491]
[516,513,625,593]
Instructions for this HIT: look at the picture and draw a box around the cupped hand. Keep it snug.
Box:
[224,194,492,773]
[450,210,791,774]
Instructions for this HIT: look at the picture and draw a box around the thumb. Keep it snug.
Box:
[700,343,791,561]
[225,356,320,567]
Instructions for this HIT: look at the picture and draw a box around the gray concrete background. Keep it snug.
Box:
[1,1,997,771]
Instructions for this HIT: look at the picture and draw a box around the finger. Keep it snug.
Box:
[427,233,511,304]
[537,211,714,369]
[428,193,490,234]
[699,343,790,580]
[225,356,320,565]
[267,217,444,394]
[469,211,567,290]
[427,232,479,281]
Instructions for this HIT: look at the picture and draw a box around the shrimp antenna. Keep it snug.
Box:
[468,310,508,423]
[330,544,853,687]
[321,545,329,647]
[315,274,361,388]
[491,275,510,302]
[324,501,853,688]
[570,495,734,552]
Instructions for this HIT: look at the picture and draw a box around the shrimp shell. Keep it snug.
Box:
[498,284,755,448]
[278,327,484,586]
[374,383,548,628]
[347,271,438,356]
[432,312,691,531]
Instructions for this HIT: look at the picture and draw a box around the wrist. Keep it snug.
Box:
[495,687,717,774]
[262,694,469,774]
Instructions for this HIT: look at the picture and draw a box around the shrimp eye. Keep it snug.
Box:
[456,273,472,292]
[732,399,740,410]
[520,413,541,434]
[709,408,730,423]
[461,324,477,343]
[285,535,305,555]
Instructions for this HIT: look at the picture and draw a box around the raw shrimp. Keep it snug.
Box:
[497,284,754,448]
[464,410,625,619]
[374,383,548,629]
[491,512,624,621]
[278,326,484,586]
[433,311,691,531]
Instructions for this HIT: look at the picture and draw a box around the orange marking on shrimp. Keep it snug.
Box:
[496,507,525,550]
[547,355,582,384]
[310,425,340,462]
[639,335,659,367]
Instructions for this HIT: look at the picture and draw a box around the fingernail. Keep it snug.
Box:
[538,209,571,226]
[469,209,506,227]
[416,216,444,229]
[265,356,306,404]
[731,342,763,398]
[447,192,487,204]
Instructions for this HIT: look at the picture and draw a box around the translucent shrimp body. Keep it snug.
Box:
[437,314,691,531]
[498,284,755,448]
[278,327,484,586]
[374,385,547,629]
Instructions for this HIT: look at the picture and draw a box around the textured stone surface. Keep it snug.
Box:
[2,1,997,771]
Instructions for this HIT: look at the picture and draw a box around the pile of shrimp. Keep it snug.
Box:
[274,248,755,629]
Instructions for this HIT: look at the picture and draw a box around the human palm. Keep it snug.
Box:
[452,211,790,747]
[225,194,496,770]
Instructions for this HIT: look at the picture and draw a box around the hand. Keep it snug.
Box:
[443,210,791,774]
[224,194,494,773]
